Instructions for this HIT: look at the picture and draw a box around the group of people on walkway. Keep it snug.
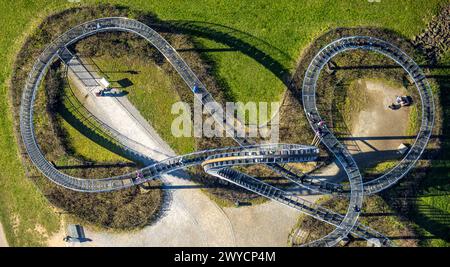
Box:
[95,87,111,97]
[308,112,328,147]
[95,87,123,97]
[134,170,145,183]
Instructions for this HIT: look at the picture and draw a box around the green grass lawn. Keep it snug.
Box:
[0,0,448,246]
[363,160,398,176]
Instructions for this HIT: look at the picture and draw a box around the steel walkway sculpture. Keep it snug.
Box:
[19,17,434,247]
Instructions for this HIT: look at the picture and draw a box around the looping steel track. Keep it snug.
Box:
[19,18,434,247]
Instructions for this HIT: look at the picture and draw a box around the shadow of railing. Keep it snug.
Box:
[58,68,149,165]
[57,105,140,164]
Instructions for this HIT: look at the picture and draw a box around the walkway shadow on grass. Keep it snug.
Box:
[307,147,442,185]
[358,198,450,243]
[57,105,151,166]
[177,47,239,53]
[144,19,293,86]
[378,171,450,244]
[330,63,450,87]
[407,185,450,243]
[58,98,179,223]
[77,56,140,81]
[360,212,397,217]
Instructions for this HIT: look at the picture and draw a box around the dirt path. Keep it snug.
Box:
[47,67,300,246]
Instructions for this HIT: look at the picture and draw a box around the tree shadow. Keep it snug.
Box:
[76,56,140,81]
[406,66,450,243]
